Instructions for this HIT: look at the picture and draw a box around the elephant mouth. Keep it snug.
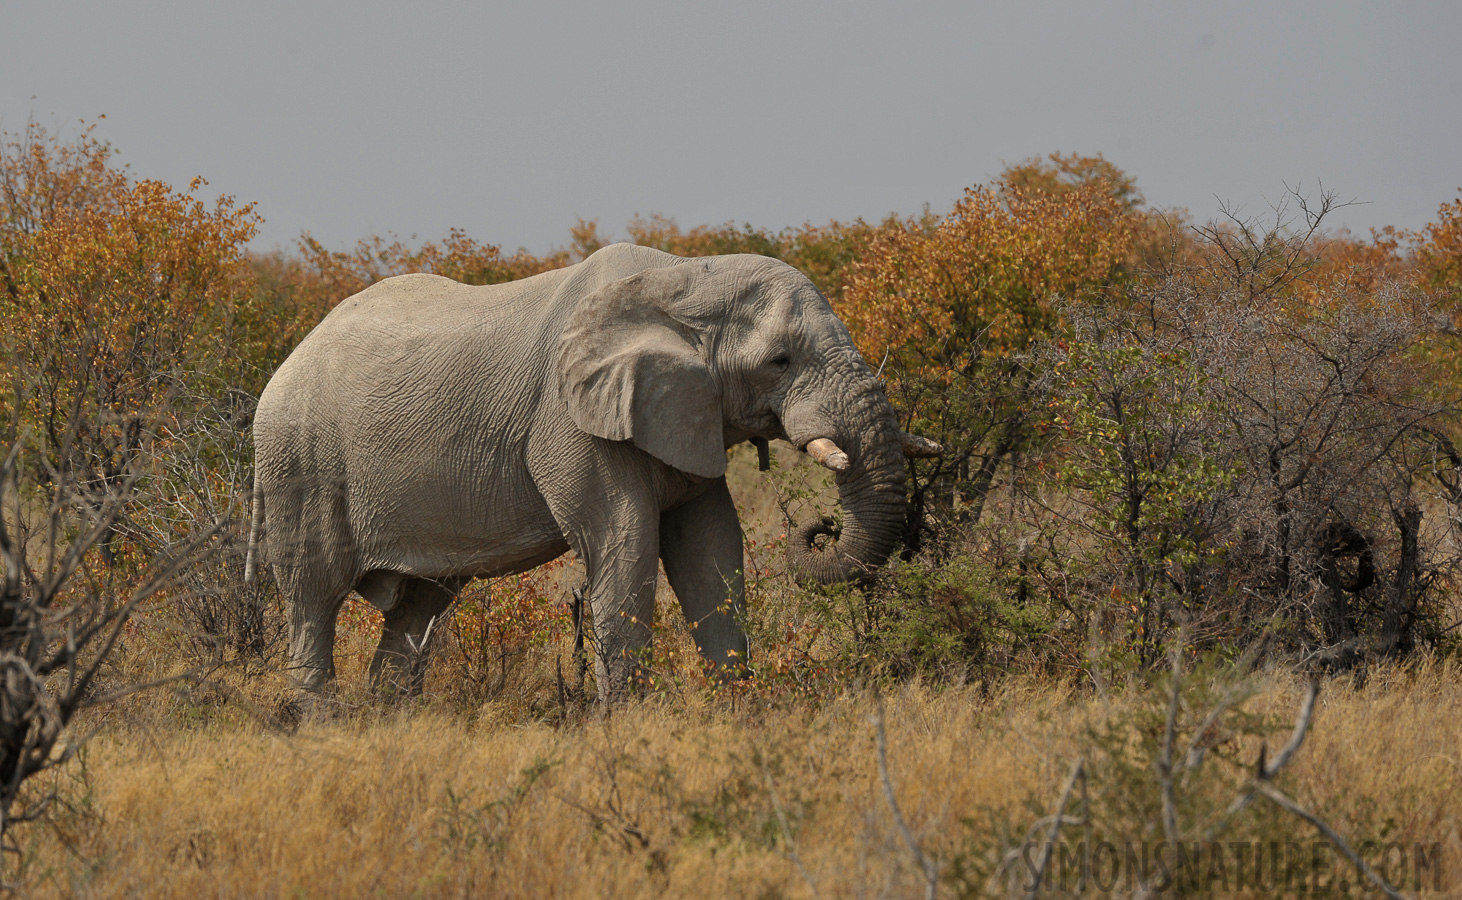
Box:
[798,516,840,549]
[786,431,902,586]
[784,430,940,586]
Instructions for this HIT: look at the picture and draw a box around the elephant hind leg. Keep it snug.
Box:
[369,576,464,698]
[266,466,359,694]
[277,563,352,693]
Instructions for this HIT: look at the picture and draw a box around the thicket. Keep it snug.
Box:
[4,122,1462,702]
[823,167,1462,686]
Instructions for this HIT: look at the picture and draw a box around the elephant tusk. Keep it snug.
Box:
[805,438,851,473]
[900,432,943,458]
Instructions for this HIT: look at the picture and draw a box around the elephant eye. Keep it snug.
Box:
[769,354,790,371]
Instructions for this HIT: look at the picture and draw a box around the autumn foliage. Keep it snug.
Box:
[1417,191,1462,296]
[1,121,259,486]
[840,180,1136,368]
[6,123,1462,666]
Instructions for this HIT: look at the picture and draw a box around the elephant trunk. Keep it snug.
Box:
[786,373,908,586]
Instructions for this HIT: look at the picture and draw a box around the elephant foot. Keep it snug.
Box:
[594,652,653,705]
[274,687,344,730]
[270,659,341,725]
[285,656,334,693]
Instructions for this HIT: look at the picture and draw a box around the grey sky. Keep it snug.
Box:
[6,1,1460,255]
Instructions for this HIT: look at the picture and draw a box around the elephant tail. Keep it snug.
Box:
[244,479,264,586]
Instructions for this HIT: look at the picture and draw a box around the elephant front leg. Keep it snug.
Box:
[660,477,749,676]
[534,440,666,702]
[583,533,662,702]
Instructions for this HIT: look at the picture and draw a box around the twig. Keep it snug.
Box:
[1207,677,1321,840]
[1156,643,1181,844]
[572,586,589,697]
[758,752,820,900]
[874,347,891,381]
[1206,676,1408,898]
[554,792,650,851]
[402,614,440,696]
[405,615,439,658]
[1023,758,1085,900]
[871,693,938,900]
[1261,676,1319,779]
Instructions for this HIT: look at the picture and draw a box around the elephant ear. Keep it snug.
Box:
[557,266,726,479]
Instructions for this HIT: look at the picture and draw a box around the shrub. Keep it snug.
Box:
[839,550,1066,683]
[839,157,1145,549]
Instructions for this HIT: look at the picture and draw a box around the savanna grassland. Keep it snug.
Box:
[19,663,1462,898]
[2,121,1462,897]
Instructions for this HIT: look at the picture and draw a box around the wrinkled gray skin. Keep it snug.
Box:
[250,243,906,701]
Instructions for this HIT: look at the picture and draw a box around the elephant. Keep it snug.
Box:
[245,243,939,701]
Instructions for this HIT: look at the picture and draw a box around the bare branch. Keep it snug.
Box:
[1156,643,1182,844]
[1255,782,1410,900]
[1023,757,1086,900]
[1207,678,1323,841]
[1261,677,1320,780]
[871,693,938,900]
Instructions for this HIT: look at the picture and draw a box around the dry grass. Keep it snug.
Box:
[8,451,1459,896]
[8,660,1460,898]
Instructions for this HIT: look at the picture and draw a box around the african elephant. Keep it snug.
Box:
[246,243,938,700]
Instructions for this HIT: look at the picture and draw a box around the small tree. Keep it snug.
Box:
[295,227,569,308]
[1017,204,1461,668]
[0,120,260,563]
[839,162,1142,549]
[0,431,221,843]
[1039,303,1234,665]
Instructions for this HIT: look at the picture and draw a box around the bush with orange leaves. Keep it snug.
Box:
[0,122,260,555]
[0,123,250,842]
[437,561,576,708]
[297,226,570,301]
[1417,191,1462,302]
[0,122,292,699]
[838,155,1144,548]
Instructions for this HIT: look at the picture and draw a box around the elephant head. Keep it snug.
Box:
[558,250,937,585]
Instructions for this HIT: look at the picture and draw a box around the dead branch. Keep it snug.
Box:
[758,751,820,900]
[1207,678,1320,838]
[1021,757,1086,900]
[1261,676,1319,779]
[0,432,221,847]
[871,693,938,900]
[1254,781,1410,900]
[1156,644,1181,844]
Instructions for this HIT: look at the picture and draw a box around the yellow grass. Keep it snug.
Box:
[8,451,1459,896]
[12,661,1461,898]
